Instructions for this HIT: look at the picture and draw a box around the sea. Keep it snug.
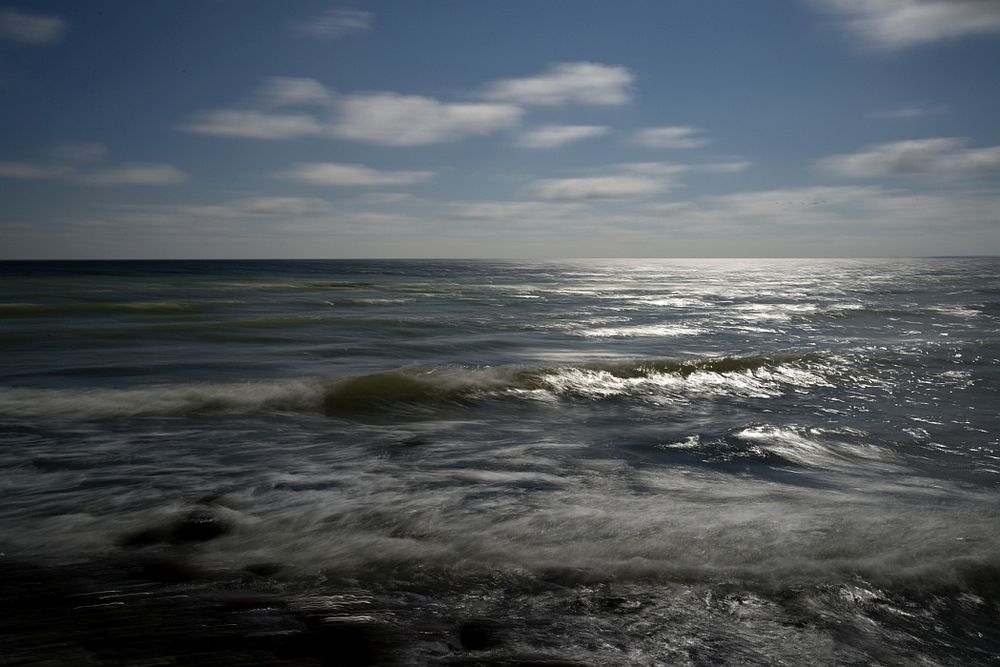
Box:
[0,258,998,666]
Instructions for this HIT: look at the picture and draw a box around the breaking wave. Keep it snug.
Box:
[0,353,839,420]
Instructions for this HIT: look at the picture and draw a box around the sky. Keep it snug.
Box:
[1,0,999,259]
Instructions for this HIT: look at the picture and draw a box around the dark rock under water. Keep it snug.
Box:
[2,556,999,666]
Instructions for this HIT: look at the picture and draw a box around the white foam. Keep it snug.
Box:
[736,424,890,468]
[529,363,832,403]
[579,324,706,338]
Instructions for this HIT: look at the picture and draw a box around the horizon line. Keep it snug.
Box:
[1,256,998,262]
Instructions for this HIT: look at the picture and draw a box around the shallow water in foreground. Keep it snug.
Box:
[1,258,998,665]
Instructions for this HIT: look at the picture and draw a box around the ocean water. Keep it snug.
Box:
[1,258,998,665]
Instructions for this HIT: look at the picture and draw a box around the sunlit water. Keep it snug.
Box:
[1,259,998,665]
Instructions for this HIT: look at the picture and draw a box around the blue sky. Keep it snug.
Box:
[1,0,999,258]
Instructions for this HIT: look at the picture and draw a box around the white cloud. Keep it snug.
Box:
[616,160,750,177]
[258,77,335,108]
[812,0,1000,49]
[182,86,522,145]
[295,9,373,38]
[516,125,609,149]
[872,103,949,119]
[528,176,665,200]
[329,93,522,146]
[0,8,66,44]
[81,164,187,186]
[276,162,435,186]
[818,138,1000,177]
[182,109,324,139]
[632,126,709,149]
[483,62,633,106]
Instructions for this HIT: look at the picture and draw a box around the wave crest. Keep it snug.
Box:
[0,353,835,420]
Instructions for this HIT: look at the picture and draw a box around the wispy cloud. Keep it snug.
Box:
[811,0,1000,50]
[872,103,949,119]
[659,184,1000,256]
[71,197,416,251]
[601,185,963,236]
[818,138,1000,177]
[618,160,750,176]
[258,77,335,108]
[48,142,109,163]
[483,62,633,106]
[0,8,66,44]
[181,197,334,218]
[0,146,185,186]
[295,8,373,39]
[631,126,709,149]
[329,93,522,146]
[690,161,752,173]
[528,176,665,201]
[181,110,324,140]
[80,164,187,186]
[354,192,417,205]
[707,185,887,220]
[525,159,749,201]
[182,78,334,139]
[0,162,71,179]
[447,200,585,222]
[515,125,609,149]
[276,162,435,186]
[613,162,688,178]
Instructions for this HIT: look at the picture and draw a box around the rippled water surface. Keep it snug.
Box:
[1,258,998,665]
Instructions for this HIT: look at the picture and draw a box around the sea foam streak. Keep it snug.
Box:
[735,424,894,469]
[125,434,998,590]
[0,301,220,316]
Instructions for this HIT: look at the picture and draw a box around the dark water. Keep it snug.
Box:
[1,258,998,665]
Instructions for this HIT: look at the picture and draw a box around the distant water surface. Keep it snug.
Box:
[1,258,998,665]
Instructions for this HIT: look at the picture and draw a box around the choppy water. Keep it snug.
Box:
[1,258,999,665]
